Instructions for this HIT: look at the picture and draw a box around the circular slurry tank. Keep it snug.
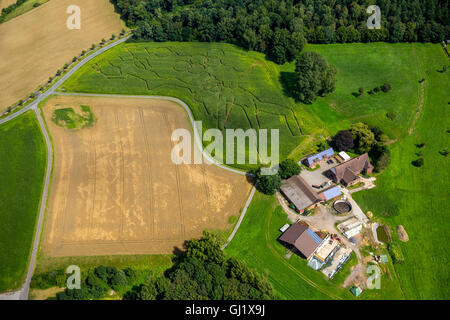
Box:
[333,200,352,214]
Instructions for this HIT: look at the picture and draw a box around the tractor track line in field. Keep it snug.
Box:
[264,204,343,300]
[0,35,252,299]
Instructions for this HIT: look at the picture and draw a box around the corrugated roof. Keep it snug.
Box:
[279,223,324,259]
[306,148,334,165]
[307,229,323,244]
[280,176,321,211]
[320,186,342,201]
[338,151,351,161]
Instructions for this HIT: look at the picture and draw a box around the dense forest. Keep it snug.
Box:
[111,0,449,63]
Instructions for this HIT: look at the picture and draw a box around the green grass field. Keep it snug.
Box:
[224,192,404,300]
[0,110,46,292]
[61,42,328,169]
[353,45,450,299]
[60,41,449,299]
[61,42,433,166]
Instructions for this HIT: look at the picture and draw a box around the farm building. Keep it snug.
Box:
[278,222,326,260]
[303,148,334,168]
[318,186,342,201]
[280,175,321,213]
[337,151,351,163]
[350,286,363,297]
[328,153,374,186]
[337,218,364,239]
[323,247,353,279]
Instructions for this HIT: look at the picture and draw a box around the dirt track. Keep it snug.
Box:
[41,96,251,257]
[0,0,124,111]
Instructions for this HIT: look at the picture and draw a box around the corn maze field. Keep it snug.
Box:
[63,42,325,168]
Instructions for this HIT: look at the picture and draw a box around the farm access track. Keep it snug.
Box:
[0,36,331,301]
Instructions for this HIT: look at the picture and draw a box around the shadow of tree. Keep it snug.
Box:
[279,71,298,101]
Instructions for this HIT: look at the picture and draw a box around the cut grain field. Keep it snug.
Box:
[0,0,124,111]
[62,42,432,167]
[41,95,251,257]
[61,42,326,169]
[0,0,49,23]
[0,0,16,11]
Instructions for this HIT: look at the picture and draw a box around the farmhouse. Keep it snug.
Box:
[303,148,334,168]
[278,222,326,259]
[280,175,322,213]
[328,153,373,186]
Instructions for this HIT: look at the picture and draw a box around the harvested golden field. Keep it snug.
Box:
[0,0,16,11]
[41,96,251,257]
[0,0,124,111]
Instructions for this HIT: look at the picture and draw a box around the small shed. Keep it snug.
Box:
[350,286,363,297]
[338,151,351,162]
[279,224,290,233]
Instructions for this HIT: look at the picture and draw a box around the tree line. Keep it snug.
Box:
[31,233,275,300]
[111,0,449,64]
[331,122,391,172]
[0,0,29,22]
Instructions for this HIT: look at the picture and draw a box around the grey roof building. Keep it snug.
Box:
[280,175,321,212]
[278,222,325,259]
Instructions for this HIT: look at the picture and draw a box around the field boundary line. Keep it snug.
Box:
[19,106,53,299]
[264,202,342,300]
[53,92,249,177]
[0,36,132,126]
[222,186,256,249]
[0,0,52,26]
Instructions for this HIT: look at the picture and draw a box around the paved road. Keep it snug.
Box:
[55,92,248,176]
[0,36,252,299]
[0,35,131,126]
[0,106,53,301]
[0,36,131,300]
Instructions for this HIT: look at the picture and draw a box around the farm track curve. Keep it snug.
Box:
[0,35,252,299]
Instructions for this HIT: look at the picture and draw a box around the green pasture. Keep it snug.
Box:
[42,41,449,299]
[0,110,46,292]
[224,192,404,300]
[353,44,450,299]
[62,42,436,165]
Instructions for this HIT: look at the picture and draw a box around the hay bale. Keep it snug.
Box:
[396,225,409,242]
